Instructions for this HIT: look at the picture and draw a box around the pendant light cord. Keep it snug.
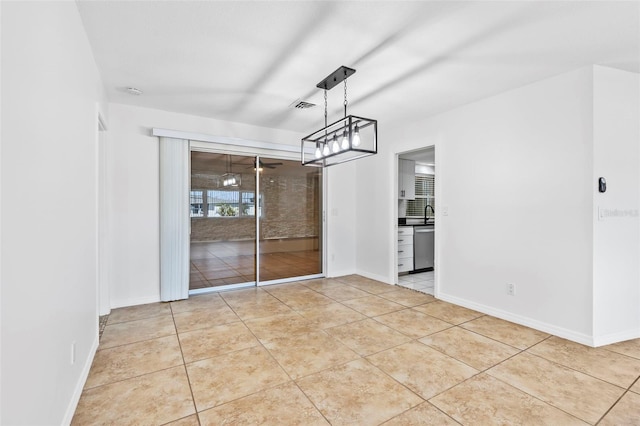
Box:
[343,75,348,117]
[324,88,328,129]
[324,88,328,147]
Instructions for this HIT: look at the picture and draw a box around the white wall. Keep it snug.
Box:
[107,103,356,307]
[592,66,640,344]
[355,141,396,283]
[327,162,357,277]
[355,66,639,345]
[436,68,595,342]
[1,2,106,424]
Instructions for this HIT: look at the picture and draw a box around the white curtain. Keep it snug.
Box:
[159,137,189,301]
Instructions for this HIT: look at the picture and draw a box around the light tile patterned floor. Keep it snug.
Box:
[75,275,640,425]
[398,270,434,294]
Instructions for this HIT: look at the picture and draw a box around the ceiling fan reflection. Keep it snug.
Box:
[233,159,283,170]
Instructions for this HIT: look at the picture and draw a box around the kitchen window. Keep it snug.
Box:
[406,174,435,218]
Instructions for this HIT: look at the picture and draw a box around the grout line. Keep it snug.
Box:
[170,303,200,421]
[594,391,627,425]
[593,376,640,425]
[104,309,173,326]
[361,355,427,399]
[159,414,200,426]
[524,335,640,390]
[82,363,185,392]
[181,305,303,413]
[97,331,177,352]
[181,340,262,367]
[405,309,464,328]
[195,380,295,416]
[513,348,631,404]
[486,373,594,424]
[454,323,532,351]
[290,380,333,424]
[484,339,633,425]
[88,276,640,424]
[414,322,525,375]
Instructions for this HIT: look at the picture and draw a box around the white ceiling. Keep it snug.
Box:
[77,1,639,134]
[400,147,435,164]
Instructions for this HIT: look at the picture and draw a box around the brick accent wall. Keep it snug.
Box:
[191,171,321,242]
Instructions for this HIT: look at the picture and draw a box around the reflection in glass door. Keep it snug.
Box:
[189,152,256,292]
[189,151,323,292]
[258,156,323,284]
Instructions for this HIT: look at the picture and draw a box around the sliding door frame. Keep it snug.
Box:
[255,153,325,288]
[153,128,327,295]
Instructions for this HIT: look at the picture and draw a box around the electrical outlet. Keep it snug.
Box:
[71,341,76,365]
[331,253,335,261]
[507,283,516,296]
[443,206,449,216]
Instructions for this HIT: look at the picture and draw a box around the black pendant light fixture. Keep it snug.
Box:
[301,66,377,167]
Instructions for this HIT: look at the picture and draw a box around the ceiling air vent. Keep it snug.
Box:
[289,99,316,109]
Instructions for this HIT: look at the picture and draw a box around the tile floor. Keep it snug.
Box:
[74,275,640,425]
[398,270,434,294]
[190,241,321,290]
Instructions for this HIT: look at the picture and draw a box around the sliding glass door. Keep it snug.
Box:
[257,156,323,284]
[189,152,257,291]
[189,151,323,292]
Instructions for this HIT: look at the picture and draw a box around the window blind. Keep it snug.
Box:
[406,174,435,217]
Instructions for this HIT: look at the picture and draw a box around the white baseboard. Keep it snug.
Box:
[355,269,394,286]
[437,292,595,346]
[327,269,356,278]
[593,328,640,347]
[62,335,99,425]
[110,295,161,309]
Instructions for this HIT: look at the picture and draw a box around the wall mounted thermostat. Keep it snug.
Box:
[598,177,606,193]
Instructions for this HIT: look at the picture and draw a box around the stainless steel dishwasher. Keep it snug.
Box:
[414,226,435,271]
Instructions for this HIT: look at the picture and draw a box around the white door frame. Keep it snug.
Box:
[394,144,439,295]
[97,112,110,315]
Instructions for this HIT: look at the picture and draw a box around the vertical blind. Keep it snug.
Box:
[159,137,190,301]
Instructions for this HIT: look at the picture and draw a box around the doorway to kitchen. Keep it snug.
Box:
[397,146,436,295]
[189,151,323,293]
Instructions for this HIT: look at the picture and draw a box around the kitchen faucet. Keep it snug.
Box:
[424,205,435,224]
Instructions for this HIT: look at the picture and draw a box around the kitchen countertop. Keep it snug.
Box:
[400,223,435,227]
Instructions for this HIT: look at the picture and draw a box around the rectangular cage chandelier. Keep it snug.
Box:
[301,66,377,167]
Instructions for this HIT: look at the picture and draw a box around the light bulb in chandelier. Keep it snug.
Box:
[314,143,322,159]
[322,142,330,156]
[352,124,361,147]
[332,134,340,153]
[341,129,349,150]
